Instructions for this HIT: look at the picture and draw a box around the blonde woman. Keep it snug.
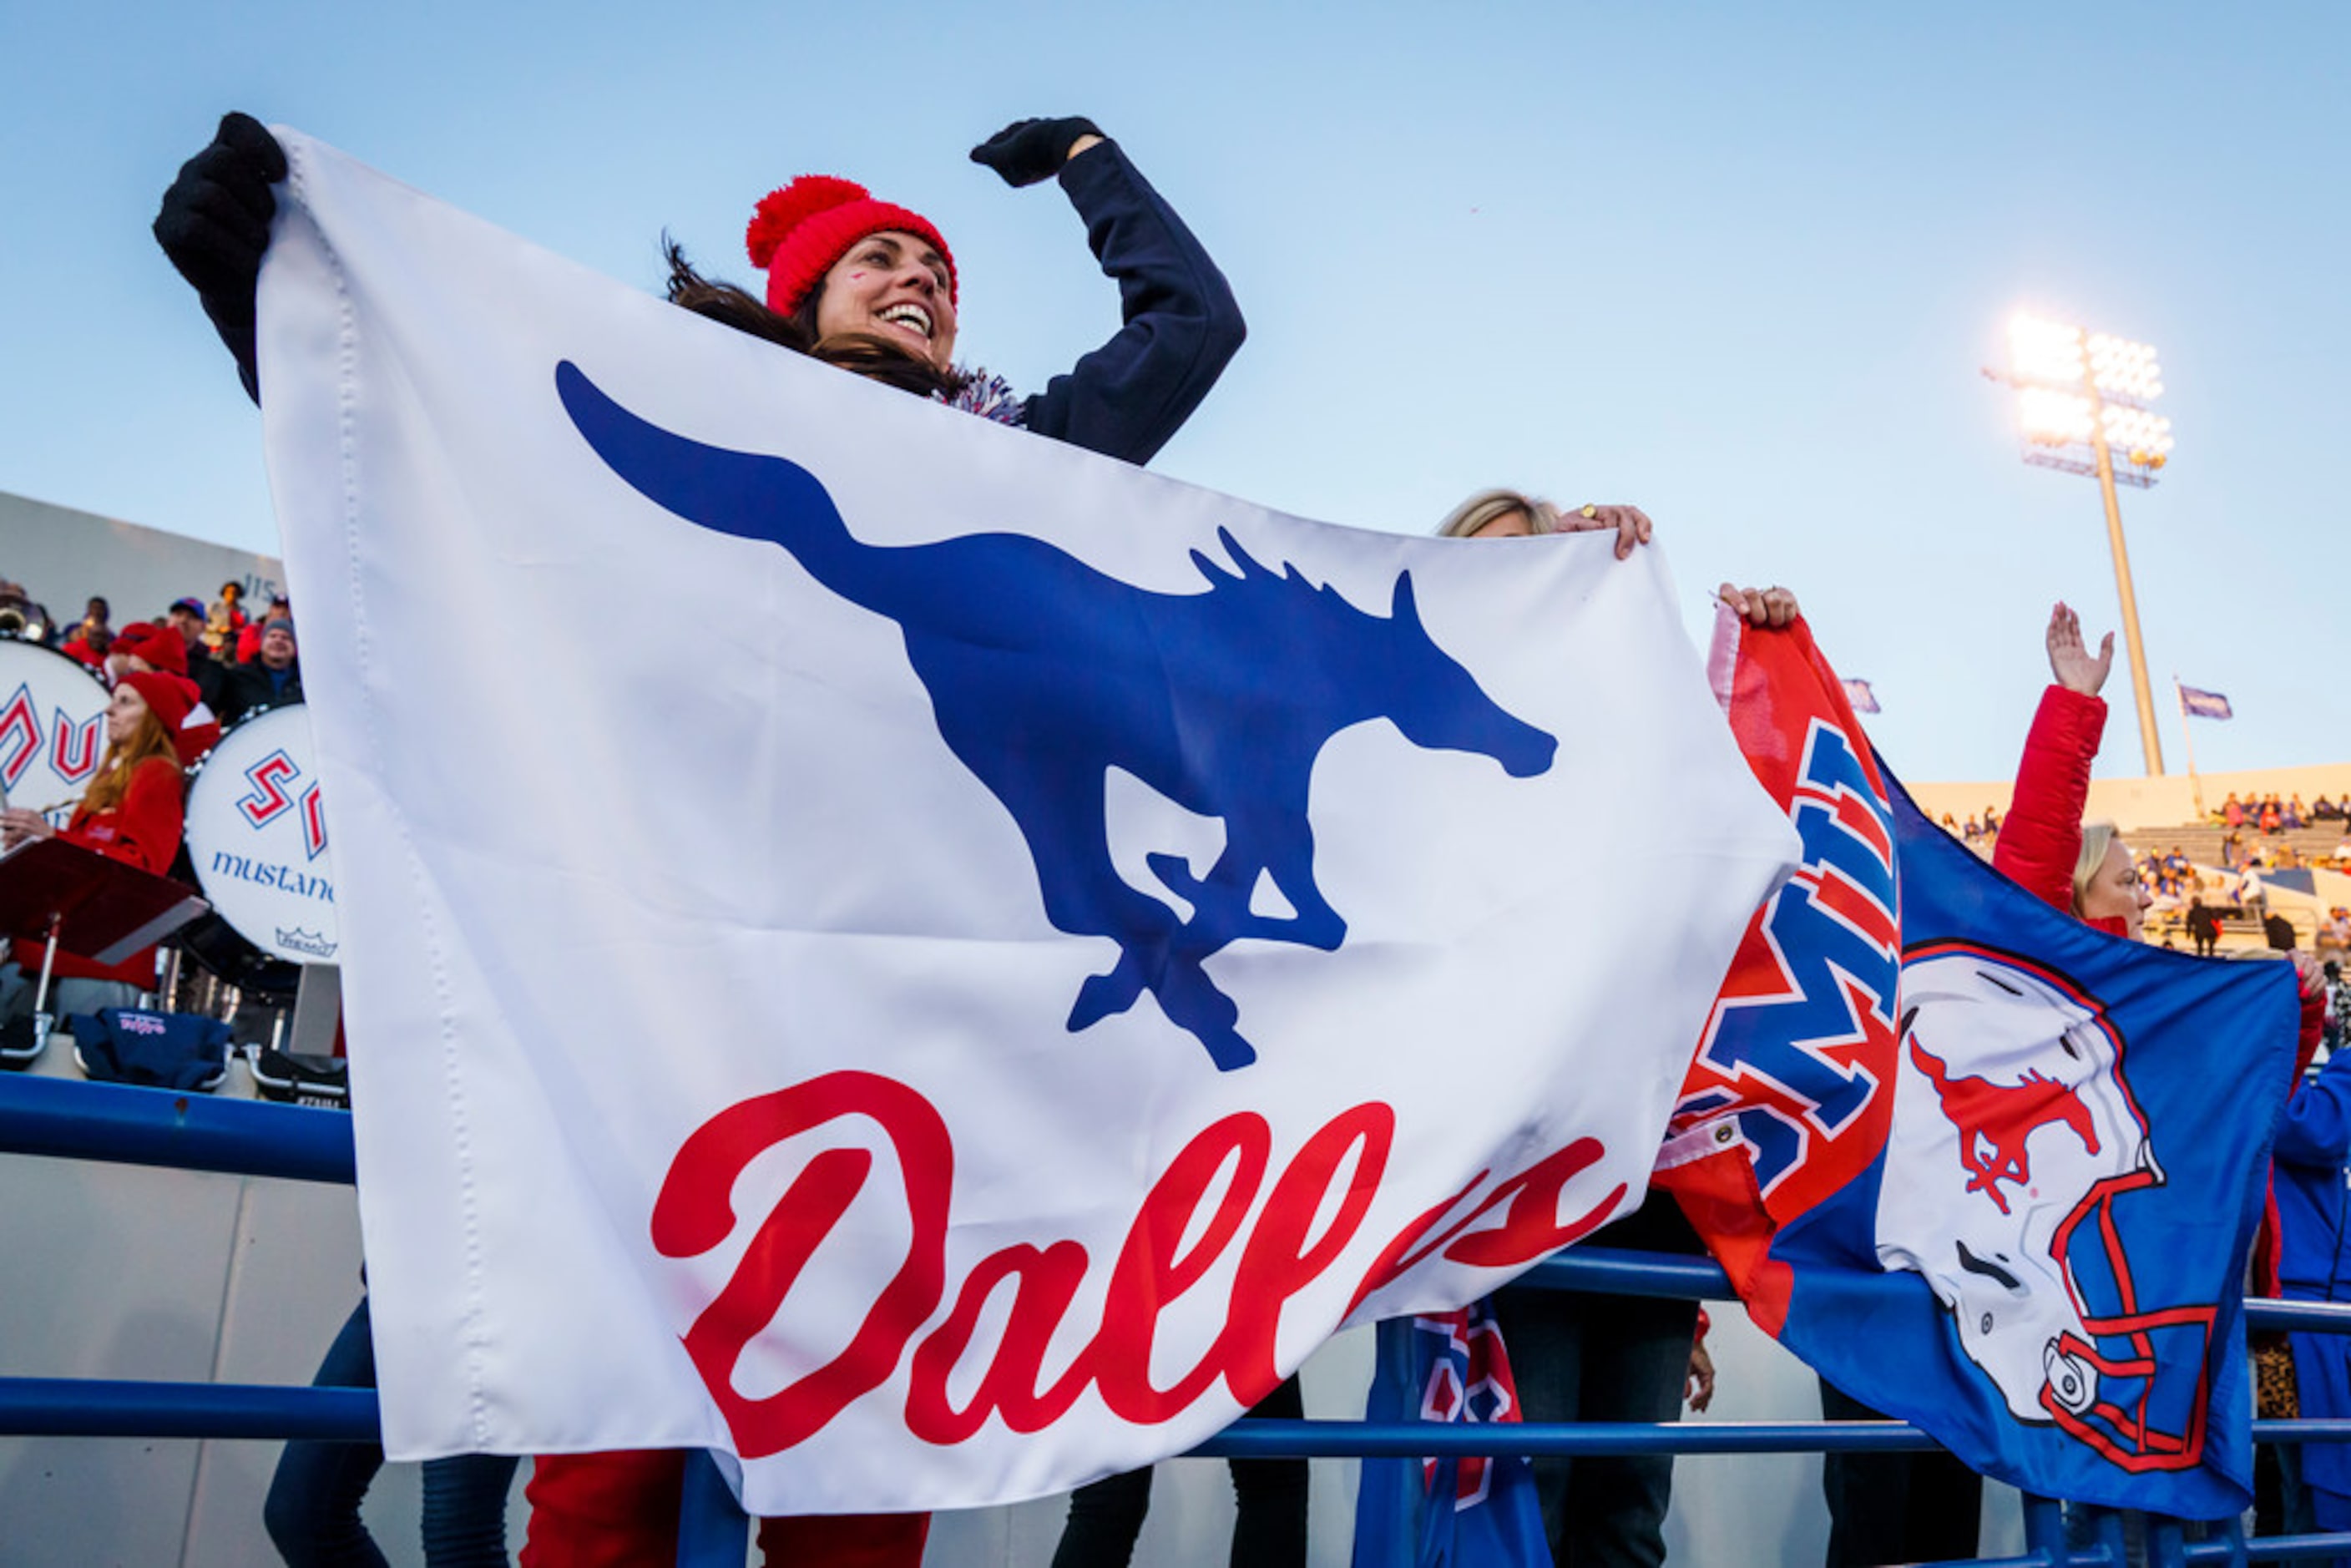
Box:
[1439,484,1716,1568]
[1435,488,1652,556]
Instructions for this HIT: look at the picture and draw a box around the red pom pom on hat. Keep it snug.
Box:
[745,175,957,319]
[746,176,868,268]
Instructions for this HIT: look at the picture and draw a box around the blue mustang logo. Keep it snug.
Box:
[558,362,1557,1070]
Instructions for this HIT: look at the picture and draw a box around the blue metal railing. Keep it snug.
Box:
[8,1073,2351,1567]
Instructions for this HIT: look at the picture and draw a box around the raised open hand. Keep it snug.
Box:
[2045,601,2116,696]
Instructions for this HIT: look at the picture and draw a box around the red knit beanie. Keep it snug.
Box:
[114,621,188,678]
[746,175,957,320]
[118,669,194,737]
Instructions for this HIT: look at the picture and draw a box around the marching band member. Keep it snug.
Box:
[107,620,221,768]
[0,671,189,1017]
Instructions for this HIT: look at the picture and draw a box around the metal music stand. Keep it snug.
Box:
[0,837,210,1057]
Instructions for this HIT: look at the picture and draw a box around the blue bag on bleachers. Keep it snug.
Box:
[67,1009,233,1091]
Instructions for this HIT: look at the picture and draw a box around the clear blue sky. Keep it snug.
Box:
[2,3,2342,783]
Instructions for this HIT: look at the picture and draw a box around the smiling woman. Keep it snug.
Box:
[659,114,1246,466]
[154,106,1246,1568]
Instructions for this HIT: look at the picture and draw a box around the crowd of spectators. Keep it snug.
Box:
[0,576,302,737]
[2217,790,2326,834]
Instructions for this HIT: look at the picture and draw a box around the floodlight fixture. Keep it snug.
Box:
[1983,312,2177,775]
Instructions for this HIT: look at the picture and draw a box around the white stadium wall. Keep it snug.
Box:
[0,489,285,630]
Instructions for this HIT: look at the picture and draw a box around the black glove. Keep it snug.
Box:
[968,117,1104,188]
[153,112,288,398]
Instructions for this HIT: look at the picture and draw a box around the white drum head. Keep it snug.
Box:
[0,635,111,827]
[185,703,341,965]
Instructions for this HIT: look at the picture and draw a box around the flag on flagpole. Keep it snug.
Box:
[1841,677,1881,714]
[254,129,1799,1515]
[2178,685,2234,721]
[1662,609,2298,1519]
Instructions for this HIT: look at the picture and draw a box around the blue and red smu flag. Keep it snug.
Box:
[1352,1303,1547,1568]
[1661,611,2302,1517]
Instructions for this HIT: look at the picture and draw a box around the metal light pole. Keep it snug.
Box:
[1985,317,2176,776]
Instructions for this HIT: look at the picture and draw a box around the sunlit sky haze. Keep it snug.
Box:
[2,3,2343,782]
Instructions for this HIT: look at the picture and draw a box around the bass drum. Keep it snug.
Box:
[179,702,340,999]
[0,634,110,824]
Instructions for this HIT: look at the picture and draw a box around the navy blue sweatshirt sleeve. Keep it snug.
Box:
[1019,141,1245,466]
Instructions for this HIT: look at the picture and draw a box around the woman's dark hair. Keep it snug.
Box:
[662,239,967,400]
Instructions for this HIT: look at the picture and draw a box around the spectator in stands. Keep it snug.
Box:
[2321,908,2351,959]
[2224,830,2246,870]
[237,594,291,664]
[62,594,111,654]
[2263,799,2285,836]
[0,672,190,1019]
[1963,815,1983,845]
[2315,796,2342,823]
[167,596,227,710]
[63,620,112,671]
[220,618,302,724]
[1994,603,2152,939]
[2226,792,2247,829]
[1418,487,1699,1568]
[164,104,1249,1568]
[2264,993,2351,1549]
[1982,802,2003,837]
[265,1294,518,1568]
[2288,794,2308,830]
[2238,867,2269,917]
[1939,811,1959,836]
[2187,897,2222,958]
[209,579,247,653]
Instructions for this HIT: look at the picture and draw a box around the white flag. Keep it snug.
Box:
[257,130,1798,1514]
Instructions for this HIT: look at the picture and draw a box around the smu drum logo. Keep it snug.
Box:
[0,682,102,792]
[559,362,1557,1073]
[1878,944,2217,1472]
[190,706,341,967]
[1678,720,1898,1196]
[235,749,329,860]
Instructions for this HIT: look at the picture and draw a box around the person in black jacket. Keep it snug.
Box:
[217,614,302,724]
[159,110,1244,1568]
[154,114,1244,473]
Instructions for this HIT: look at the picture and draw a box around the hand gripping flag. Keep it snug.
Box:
[1352,1303,1548,1568]
[1660,609,2301,1518]
[253,132,1798,1514]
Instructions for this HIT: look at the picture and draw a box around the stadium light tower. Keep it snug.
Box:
[1985,316,2175,775]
